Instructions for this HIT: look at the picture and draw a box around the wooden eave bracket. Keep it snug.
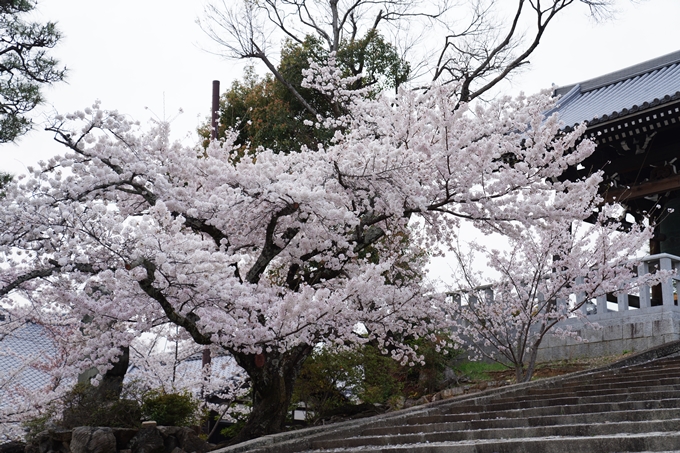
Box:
[605,174,680,203]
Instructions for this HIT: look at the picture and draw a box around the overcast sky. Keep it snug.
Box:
[2,0,679,176]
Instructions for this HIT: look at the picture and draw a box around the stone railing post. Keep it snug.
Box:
[575,276,588,315]
[660,257,675,307]
[637,261,651,309]
[596,294,608,314]
[617,286,629,312]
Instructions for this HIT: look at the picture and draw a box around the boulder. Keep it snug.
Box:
[111,428,138,450]
[70,427,116,453]
[26,429,72,453]
[156,426,209,453]
[156,427,182,438]
[434,387,464,400]
[0,442,26,453]
[29,424,211,453]
[128,427,164,453]
[176,428,209,453]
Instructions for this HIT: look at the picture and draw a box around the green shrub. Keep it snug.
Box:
[401,336,462,397]
[141,390,200,426]
[292,345,401,420]
[61,383,141,429]
[22,407,58,442]
[293,336,461,421]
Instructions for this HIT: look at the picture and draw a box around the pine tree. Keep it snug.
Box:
[0,0,64,143]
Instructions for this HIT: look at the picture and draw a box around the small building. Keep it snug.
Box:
[0,317,62,443]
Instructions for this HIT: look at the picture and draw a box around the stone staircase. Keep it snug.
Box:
[220,344,680,453]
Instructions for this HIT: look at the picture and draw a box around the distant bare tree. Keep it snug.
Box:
[432,0,615,103]
[199,0,615,110]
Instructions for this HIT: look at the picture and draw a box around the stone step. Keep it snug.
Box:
[359,407,680,436]
[483,368,680,398]
[403,397,680,425]
[569,362,680,379]
[493,384,680,404]
[561,369,680,387]
[546,370,680,385]
[493,382,680,402]
[310,418,680,450]
[524,377,680,396]
[226,350,680,453]
[440,389,680,415]
[571,361,680,376]
[299,432,680,453]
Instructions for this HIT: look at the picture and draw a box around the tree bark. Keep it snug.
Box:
[517,342,541,383]
[229,344,314,444]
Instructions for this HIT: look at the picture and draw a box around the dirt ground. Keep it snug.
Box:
[483,354,630,383]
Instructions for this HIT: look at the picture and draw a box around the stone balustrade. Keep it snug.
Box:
[538,253,680,361]
[449,254,680,361]
[583,253,680,316]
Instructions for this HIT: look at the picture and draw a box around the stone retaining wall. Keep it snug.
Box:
[537,305,680,361]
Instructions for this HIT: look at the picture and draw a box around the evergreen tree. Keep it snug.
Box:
[201,32,408,155]
[0,0,64,143]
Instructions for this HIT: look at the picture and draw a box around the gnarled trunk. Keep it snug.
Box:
[76,345,130,400]
[230,344,313,444]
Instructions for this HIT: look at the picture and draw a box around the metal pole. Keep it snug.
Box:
[202,347,213,437]
[211,80,220,141]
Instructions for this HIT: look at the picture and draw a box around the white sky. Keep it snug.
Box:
[2,0,679,175]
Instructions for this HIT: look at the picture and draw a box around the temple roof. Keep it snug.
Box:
[551,50,680,128]
[0,322,57,394]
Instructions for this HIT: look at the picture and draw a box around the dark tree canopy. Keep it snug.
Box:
[200,31,409,154]
[0,0,64,143]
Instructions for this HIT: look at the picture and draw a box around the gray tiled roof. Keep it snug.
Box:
[0,322,58,401]
[126,352,242,390]
[551,50,680,128]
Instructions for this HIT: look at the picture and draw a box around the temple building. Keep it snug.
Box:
[553,50,680,258]
[535,50,680,360]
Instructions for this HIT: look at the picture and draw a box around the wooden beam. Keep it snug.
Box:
[605,174,680,203]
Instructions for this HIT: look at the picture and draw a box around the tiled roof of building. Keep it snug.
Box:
[179,353,241,381]
[0,322,58,397]
[551,50,680,128]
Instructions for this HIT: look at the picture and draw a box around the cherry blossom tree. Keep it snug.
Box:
[449,209,652,383]
[0,61,619,440]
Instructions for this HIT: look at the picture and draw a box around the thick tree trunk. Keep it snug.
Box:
[77,345,130,400]
[230,344,313,444]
